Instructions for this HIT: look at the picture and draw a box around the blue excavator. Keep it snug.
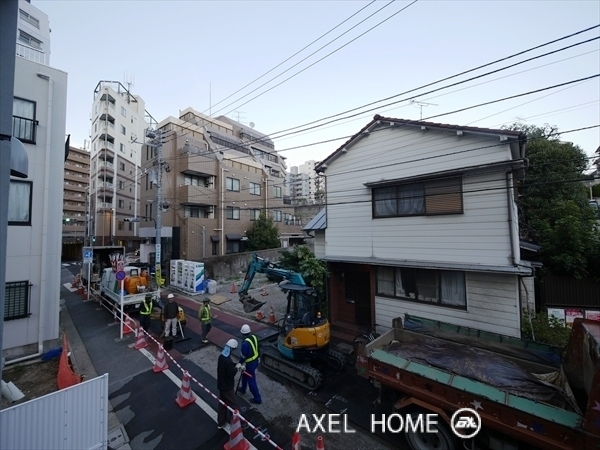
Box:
[238,254,346,390]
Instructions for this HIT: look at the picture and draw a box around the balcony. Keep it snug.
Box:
[98,202,114,209]
[16,43,47,65]
[98,161,114,170]
[12,115,37,144]
[178,184,217,204]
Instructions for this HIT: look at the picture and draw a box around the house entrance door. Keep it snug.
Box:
[348,271,371,326]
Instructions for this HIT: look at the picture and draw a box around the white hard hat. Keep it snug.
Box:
[226,339,238,349]
[167,293,175,299]
[240,324,251,335]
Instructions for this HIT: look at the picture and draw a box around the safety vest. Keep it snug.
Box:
[140,300,153,316]
[244,335,259,363]
[199,305,211,324]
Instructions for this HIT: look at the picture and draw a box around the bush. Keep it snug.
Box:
[521,310,571,348]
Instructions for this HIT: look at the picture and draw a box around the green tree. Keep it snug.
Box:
[246,212,280,251]
[508,123,600,278]
[278,245,328,293]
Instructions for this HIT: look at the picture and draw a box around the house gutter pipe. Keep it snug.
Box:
[506,171,517,267]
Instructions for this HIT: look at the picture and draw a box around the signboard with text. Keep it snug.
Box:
[83,247,93,264]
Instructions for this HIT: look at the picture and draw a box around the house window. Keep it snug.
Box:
[184,174,204,186]
[120,125,126,135]
[250,209,261,221]
[12,97,36,143]
[4,281,30,320]
[373,177,463,218]
[129,202,133,210]
[184,206,201,218]
[226,177,240,192]
[212,241,218,255]
[226,207,240,220]
[376,266,466,308]
[119,181,124,189]
[8,180,32,225]
[120,143,125,153]
[18,30,42,49]
[121,106,126,117]
[273,186,282,198]
[120,162,125,171]
[118,199,124,208]
[273,210,282,222]
[19,9,40,28]
[128,221,133,231]
[249,182,261,195]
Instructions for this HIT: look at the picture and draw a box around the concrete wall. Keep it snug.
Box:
[198,248,285,279]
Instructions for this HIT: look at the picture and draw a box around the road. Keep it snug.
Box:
[61,263,403,450]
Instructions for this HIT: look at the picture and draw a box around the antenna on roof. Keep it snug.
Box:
[410,100,438,120]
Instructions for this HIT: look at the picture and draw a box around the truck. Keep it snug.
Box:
[356,314,600,450]
[98,265,158,311]
[81,246,126,288]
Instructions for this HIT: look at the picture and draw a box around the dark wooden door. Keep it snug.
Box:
[346,271,371,326]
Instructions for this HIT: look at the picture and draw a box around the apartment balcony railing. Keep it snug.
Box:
[98,140,114,151]
[98,202,113,209]
[99,181,114,188]
[12,115,37,144]
[16,43,47,65]
[98,161,114,169]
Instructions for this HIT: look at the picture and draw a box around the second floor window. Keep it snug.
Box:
[273,186,282,198]
[8,180,32,226]
[12,97,36,143]
[372,177,463,218]
[121,125,126,135]
[273,210,282,222]
[249,182,261,195]
[226,178,240,191]
[18,30,42,49]
[120,162,125,171]
[250,209,261,220]
[226,206,240,220]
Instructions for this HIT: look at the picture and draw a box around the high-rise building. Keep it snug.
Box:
[62,145,90,259]
[15,0,50,65]
[285,160,324,204]
[88,81,151,250]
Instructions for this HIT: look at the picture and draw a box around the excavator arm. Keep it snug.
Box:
[239,254,307,296]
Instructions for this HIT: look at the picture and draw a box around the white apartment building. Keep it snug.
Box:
[15,0,50,65]
[5,0,68,359]
[89,81,151,251]
[285,159,324,204]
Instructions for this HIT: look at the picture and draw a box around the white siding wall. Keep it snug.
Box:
[313,231,326,259]
[4,58,67,354]
[325,125,516,267]
[519,275,535,313]
[374,272,520,337]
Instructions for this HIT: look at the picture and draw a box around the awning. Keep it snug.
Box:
[210,235,220,242]
[226,233,243,241]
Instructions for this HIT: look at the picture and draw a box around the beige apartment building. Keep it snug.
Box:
[139,108,303,263]
[62,145,90,259]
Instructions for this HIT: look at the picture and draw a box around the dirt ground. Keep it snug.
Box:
[1,357,60,410]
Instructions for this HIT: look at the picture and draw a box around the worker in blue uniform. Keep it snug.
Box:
[238,323,262,404]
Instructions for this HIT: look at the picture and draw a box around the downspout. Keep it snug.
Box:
[506,171,517,266]
[7,74,53,365]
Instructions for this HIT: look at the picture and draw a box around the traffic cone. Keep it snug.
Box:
[316,436,325,450]
[175,371,197,408]
[153,346,169,373]
[134,326,148,349]
[224,410,249,450]
[268,306,276,324]
[122,316,134,335]
[256,310,264,320]
[230,282,237,294]
[291,432,301,450]
[260,287,268,296]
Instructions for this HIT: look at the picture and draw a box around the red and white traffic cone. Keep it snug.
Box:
[122,316,134,335]
[224,410,249,450]
[291,431,301,450]
[153,346,169,373]
[134,326,148,350]
[230,282,237,294]
[175,371,197,408]
[260,287,268,296]
[268,306,276,324]
[316,436,325,450]
[256,310,264,320]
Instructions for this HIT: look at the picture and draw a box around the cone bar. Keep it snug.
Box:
[175,371,197,408]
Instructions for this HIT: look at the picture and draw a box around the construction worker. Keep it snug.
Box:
[238,323,262,404]
[139,294,153,332]
[198,297,212,344]
[217,338,240,430]
[163,293,179,339]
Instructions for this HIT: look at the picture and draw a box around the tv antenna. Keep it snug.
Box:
[410,100,438,120]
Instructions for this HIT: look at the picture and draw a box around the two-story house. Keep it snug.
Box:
[315,115,532,338]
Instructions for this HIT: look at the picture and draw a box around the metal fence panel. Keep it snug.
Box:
[537,275,600,309]
[0,373,108,450]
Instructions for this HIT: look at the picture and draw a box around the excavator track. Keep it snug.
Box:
[261,346,324,391]
[327,349,346,371]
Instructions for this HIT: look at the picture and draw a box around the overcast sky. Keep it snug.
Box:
[38,0,599,167]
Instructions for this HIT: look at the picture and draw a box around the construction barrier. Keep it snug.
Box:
[57,333,83,390]
[122,316,135,335]
[268,306,276,324]
[255,310,264,321]
[175,371,197,408]
[230,282,237,294]
[224,410,249,450]
[152,346,169,373]
[134,326,148,350]
[291,432,301,450]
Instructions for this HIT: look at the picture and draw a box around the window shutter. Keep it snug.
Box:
[425,177,462,214]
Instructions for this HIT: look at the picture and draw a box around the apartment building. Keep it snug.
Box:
[5,0,68,358]
[88,81,151,250]
[62,145,90,259]
[285,159,325,204]
[15,0,50,65]
[139,108,303,263]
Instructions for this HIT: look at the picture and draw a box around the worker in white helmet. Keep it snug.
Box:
[238,323,261,404]
[217,338,239,429]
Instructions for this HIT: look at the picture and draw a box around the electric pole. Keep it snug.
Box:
[146,128,163,291]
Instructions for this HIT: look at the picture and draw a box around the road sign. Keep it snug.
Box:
[115,270,126,281]
[117,260,125,272]
[83,247,93,264]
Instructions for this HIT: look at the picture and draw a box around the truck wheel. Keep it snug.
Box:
[405,413,456,450]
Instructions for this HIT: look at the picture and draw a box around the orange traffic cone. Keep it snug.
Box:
[175,371,197,408]
[260,287,268,296]
[256,310,264,321]
[268,306,276,324]
[316,436,325,450]
[153,346,169,373]
[224,410,249,450]
[292,432,301,450]
[122,316,135,335]
[230,282,237,294]
[134,326,148,350]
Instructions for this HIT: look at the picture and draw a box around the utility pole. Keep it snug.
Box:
[84,186,89,246]
[146,128,163,290]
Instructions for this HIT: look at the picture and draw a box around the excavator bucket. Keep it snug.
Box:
[240,295,266,313]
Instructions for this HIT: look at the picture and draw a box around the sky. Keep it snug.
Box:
[37,0,600,168]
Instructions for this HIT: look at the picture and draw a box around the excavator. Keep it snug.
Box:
[238,254,346,390]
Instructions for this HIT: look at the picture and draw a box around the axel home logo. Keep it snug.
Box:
[296,414,356,433]
[450,408,481,439]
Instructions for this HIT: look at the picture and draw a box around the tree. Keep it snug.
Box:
[278,245,328,293]
[246,212,280,251]
[508,123,600,278]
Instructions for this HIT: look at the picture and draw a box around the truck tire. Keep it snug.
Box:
[405,413,456,450]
